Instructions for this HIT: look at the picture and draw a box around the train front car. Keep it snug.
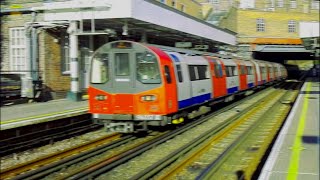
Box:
[89,41,177,133]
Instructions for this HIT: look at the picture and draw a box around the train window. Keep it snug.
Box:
[225,66,237,77]
[233,66,238,76]
[91,53,108,84]
[198,65,209,80]
[189,65,209,81]
[176,64,183,82]
[136,52,161,84]
[164,65,172,84]
[115,53,130,76]
[246,66,253,75]
[225,66,231,77]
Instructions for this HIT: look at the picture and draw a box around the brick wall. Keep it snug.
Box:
[42,32,71,94]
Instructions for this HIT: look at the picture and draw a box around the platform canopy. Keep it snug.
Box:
[39,0,236,46]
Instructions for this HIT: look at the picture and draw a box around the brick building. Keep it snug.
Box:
[1,0,75,98]
[198,0,319,59]
[156,0,203,19]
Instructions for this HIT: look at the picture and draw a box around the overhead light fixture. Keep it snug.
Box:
[122,21,128,36]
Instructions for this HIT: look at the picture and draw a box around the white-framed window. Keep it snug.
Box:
[9,27,27,72]
[239,0,255,9]
[288,20,296,33]
[290,0,297,8]
[311,0,319,9]
[256,18,265,32]
[209,0,219,4]
[180,3,186,12]
[277,0,284,7]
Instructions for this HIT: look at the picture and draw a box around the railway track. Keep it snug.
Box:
[1,82,301,180]
[0,114,100,156]
[158,81,301,180]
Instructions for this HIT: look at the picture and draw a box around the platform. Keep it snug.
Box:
[259,77,319,180]
[0,99,89,130]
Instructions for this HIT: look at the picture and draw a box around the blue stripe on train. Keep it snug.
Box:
[248,82,254,88]
[178,93,211,109]
[227,86,238,94]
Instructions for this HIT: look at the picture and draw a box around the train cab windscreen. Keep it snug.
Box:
[91,53,109,84]
[136,52,161,84]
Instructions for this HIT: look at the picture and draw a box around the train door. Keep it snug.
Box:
[109,50,135,113]
[260,63,267,84]
[206,57,227,98]
[167,52,192,109]
[236,60,248,91]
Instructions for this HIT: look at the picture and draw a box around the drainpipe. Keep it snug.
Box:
[67,20,82,101]
[24,25,33,98]
[31,27,38,81]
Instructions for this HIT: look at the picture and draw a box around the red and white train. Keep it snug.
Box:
[88,40,287,133]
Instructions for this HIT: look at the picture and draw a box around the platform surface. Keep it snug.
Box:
[0,99,89,130]
[259,77,319,180]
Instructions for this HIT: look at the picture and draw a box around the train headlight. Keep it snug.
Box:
[95,95,107,101]
[140,95,157,102]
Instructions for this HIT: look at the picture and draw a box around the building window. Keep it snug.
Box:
[171,0,176,7]
[256,18,265,32]
[311,0,320,9]
[277,0,284,7]
[288,20,296,33]
[239,0,255,9]
[9,28,27,72]
[290,0,297,8]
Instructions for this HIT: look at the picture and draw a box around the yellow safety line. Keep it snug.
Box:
[287,82,311,180]
[1,107,89,125]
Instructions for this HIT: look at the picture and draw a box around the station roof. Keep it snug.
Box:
[251,38,310,53]
[252,38,302,45]
[39,0,236,46]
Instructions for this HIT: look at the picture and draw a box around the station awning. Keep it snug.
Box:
[253,45,310,52]
[252,38,302,45]
[40,0,236,46]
